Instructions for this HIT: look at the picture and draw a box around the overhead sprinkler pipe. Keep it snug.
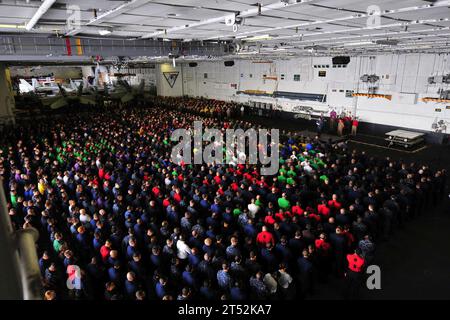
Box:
[25,0,57,31]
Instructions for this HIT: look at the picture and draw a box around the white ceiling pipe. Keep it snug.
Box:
[271,19,445,42]
[205,1,450,40]
[141,15,227,39]
[285,30,450,48]
[214,19,446,46]
[140,0,319,39]
[25,0,56,31]
[265,27,450,45]
[265,24,448,45]
[66,0,153,36]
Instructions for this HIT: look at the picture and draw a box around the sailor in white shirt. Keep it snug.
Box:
[164,174,172,187]
[301,160,313,174]
[247,198,259,219]
[263,273,278,295]
[63,172,70,185]
[79,209,92,224]
[290,151,298,161]
[176,236,192,260]
[278,266,293,289]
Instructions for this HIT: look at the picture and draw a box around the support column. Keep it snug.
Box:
[352,56,361,118]
[0,64,15,125]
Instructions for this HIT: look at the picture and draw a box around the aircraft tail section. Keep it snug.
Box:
[19,79,34,93]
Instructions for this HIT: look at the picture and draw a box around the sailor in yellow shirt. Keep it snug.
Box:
[38,178,47,195]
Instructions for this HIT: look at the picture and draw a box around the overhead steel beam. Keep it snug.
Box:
[268,19,449,43]
[0,55,95,64]
[140,0,319,39]
[0,35,230,60]
[275,27,450,46]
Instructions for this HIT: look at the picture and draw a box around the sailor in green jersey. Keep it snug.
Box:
[10,191,17,208]
[287,168,297,178]
[278,193,290,210]
[277,171,287,183]
[286,176,295,185]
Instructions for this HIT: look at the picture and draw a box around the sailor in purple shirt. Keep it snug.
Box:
[329,108,337,131]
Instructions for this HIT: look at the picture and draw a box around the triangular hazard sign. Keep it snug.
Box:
[163,72,179,88]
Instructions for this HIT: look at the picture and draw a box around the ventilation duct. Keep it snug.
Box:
[375,39,399,45]
[332,56,350,65]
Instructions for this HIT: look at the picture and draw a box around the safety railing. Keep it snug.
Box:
[0,35,230,58]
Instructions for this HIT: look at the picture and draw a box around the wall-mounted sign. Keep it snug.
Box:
[163,72,179,88]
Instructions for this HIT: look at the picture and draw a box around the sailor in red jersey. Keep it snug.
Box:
[275,209,286,222]
[162,197,170,208]
[256,226,275,247]
[308,210,321,223]
[345,248,366,299]
[213,173,222,185]
[152,186,160,197]
[173,188,182,203]
[343,225,356,249]
[317,199,331,217]
[328,194,342,210]
[231,182,239,192]
[292,201,304,216]
[315,233,331,252]
[264,213,276,226]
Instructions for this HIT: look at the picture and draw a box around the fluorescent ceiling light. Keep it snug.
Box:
[237,51,259,55]
[0,24,26,29]
[99,29,112,36]
[262,47,287,51]
[243,34,273,41]
[344,41,373,46]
